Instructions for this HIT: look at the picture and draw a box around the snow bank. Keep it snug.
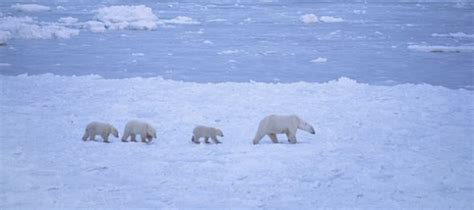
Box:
[320,16,345,23]
[11,4,50,12]
[159,16,200,25]
[95,5,158,30]
[0,74,472,209]
[432,32,474,39]
[408,45,474,53]
[0,16,79,40]
[300,14,318,24]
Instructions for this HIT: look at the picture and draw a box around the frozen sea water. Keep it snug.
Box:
[1,2,473,89]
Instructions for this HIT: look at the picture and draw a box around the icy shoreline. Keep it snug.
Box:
[1,74,472,209]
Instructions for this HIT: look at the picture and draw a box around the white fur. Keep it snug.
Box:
[192,125,224,144]
[82,121,119,143]
[121,120,156,143]
[252,115,315,144]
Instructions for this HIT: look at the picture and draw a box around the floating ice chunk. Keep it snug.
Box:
[0,16,79,39]
[58,17,78,25]
[160,16,200,25]
[0,31,11,45]
[353,10,366,14]
[95,5,158,30]
[408,45,474,53]
[432,32,474,39]
[207,18,227,23]
[311,57,327,63]
[83,21,106,33]
[11,4,50,12]
[0,63,11,66]
[300,14,318,24]
[203,40,213,44]
[132,53,145,56]
[320,16,344,23]
[218,50,240,55]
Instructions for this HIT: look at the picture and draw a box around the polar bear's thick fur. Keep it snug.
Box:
[252,115,315,144]
[192,125,224,144]
[121,120,156,143]
[82,121,119,143]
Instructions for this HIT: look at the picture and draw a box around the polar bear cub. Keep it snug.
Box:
[82,121,119,143]
[121,120,156,143]
[253,115,315,144]
[192,125,224,144]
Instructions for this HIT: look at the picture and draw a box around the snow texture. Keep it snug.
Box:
[94,5,158,30]
[11,4,50,12]
[0,74,472,209]
[408,45,474,53]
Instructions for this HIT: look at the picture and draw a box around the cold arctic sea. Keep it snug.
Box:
[0,1,473,89]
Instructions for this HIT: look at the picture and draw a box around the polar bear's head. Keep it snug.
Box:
[297,118,315,134]
[111,127,119,138]
[146,124,157,140]
[215,129,224,137]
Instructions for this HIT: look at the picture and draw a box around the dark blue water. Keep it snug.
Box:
[0,2,473,89]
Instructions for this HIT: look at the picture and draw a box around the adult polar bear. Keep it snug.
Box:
[253,115,315,144]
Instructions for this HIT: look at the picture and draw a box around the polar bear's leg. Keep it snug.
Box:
[192,136,200,144]
[101,133,110,143]
[204,137,210,144]
[211,136,221,144]
[121,131,130,142]
[287,132,297,144]
[268,133,279,143]
[141,135,147,143]
[130,134,137,142]
[89,133,96,141]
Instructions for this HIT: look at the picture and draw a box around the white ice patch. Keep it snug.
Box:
[300,14,318,24]
[218,50,240,55]
[11,4,50,12]
[0,16,79,40]
[432,32,474,39]
[83,21,106,33]
[311,57,328,63]
[0,31,11,44]
[160,16,200,25]
[58,17,78,25]
[320,16,344,23]
[408,45,474,53]
[95,5,158,30]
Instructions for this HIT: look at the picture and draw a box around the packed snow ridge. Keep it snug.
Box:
[11,4,50,12]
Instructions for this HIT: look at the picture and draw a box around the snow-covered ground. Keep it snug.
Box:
[0,74,472,209]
